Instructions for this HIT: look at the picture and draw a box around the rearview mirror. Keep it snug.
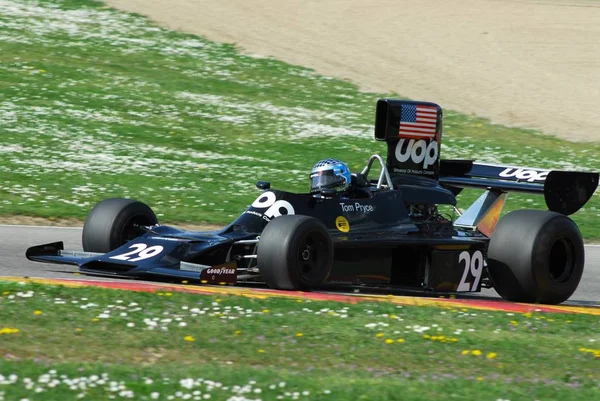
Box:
[256,181,271,190]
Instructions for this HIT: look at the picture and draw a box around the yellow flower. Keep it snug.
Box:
[234,330,242,335]
[2,291,10,295]
[34,310,43,315]
[472,350,482,356]
[396,338,405,344]
[423,334,431,339]
[297,299,303,303]
[184,335,195,342]
[461,350,470,355]
[390,314,397,319]
[258,349,265,353]
[523,312,532,318]
[477,376,484,381]
[296,332,304,337]
[262,309,270,313]
[385,339,394,344]
[486,352,498,359]
[92,318,99,322]
[75,328,82,333]
[510,320,519,326]
[547,318,554,322]
[376,332,384,338]
[0,328,19,335]
[165,292,172,297]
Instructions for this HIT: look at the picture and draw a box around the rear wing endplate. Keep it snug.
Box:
[439,160,599,215]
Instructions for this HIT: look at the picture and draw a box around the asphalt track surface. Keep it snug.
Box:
[2,225,599,307]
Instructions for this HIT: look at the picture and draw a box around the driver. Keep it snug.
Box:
[309,158,352,197]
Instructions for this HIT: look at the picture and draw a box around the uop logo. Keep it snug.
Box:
[249,191,295,221]
[499,168,549,182]
[395,139,439,169]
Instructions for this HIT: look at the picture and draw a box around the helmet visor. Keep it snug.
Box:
[310,170,343,192]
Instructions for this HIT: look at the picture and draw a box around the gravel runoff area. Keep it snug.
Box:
[102,0,600,142]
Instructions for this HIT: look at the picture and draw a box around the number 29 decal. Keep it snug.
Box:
[109,243,164,262]
[456,250,484,292]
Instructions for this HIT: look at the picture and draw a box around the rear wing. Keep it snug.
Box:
[374,98,598,215]
[439,160,599,215]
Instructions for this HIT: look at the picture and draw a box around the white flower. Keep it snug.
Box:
[180,378,195,389]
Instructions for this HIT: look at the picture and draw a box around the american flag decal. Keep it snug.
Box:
[398,104,438,139]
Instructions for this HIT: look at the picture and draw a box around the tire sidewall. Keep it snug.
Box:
[487,210,584,304]
[530,216,584,303]
[283,218,333,287]
[258,215,333,290]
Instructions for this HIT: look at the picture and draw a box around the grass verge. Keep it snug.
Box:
[0,281,599,400]
[1,0,600,238]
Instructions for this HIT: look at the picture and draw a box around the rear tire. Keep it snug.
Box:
[82,198,158,253]
[487,210,584,304]
[258,215,333,290]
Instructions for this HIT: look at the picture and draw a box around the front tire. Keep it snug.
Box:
[258,215,333,290]
[487,210,584,304]
[82,198,158,253]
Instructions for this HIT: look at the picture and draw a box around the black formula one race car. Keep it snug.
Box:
[27,99,599,304]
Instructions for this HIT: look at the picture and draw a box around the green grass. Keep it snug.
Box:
[1,0,600,238]
[0,281,599,400]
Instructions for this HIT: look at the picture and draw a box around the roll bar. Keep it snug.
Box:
[360,154,394,190]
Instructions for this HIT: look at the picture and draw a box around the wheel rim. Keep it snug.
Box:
[548,237,575,284]
[118,215,154,246]
[297,230,330,284]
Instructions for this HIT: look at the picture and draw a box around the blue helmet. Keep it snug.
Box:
[310,158,351,194]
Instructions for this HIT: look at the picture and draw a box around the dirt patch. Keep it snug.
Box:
[103,0,600,142]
